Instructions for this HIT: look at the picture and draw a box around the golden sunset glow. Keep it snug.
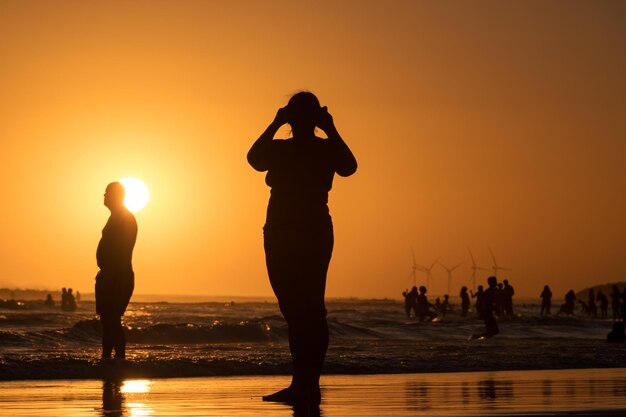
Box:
[120,177,150,213]
[0,1,624,299]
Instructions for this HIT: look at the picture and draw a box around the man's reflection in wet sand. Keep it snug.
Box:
[102,380,124,417]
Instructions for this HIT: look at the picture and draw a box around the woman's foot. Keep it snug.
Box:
[262,386,321,405]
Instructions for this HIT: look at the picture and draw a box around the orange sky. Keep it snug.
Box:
[1,1,625,299]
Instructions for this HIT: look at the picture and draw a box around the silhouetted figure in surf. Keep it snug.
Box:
[61,287,68,310]
[248,92,357,405]
[611,285,622,321]
[441,294,450,317]
[559,290,577,315]
[502,279,514,317]
[471,285,484,319]
[63,288,77,312]
[96,182,137,360]
[460,286,470,317]
[597,290,608,319]
[540,285,552,315]
[587,288,597,317]
[44,293,55,308]
[471,276,499,339]
[403,287,418,318]
[416,286,437,322]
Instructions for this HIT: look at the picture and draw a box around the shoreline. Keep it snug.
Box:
[1,369,626,416]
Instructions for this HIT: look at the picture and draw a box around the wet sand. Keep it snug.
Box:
[1,368,625,416]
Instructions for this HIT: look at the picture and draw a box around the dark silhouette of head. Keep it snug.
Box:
[503,279,509,286]
[461,286,467,293]
[478,285,484,292]
[104,182,126,211]
[487,276,497,288]
[419,286,427,294]
[286,91,321,137]
[411,286,417,293]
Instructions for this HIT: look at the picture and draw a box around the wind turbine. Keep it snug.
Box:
[468,248,489,291]
[488,247,512,278]
[416,257,439,291]
[408,249,419,287]
[438,261,462,295]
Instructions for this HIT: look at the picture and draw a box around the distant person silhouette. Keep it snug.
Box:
[471,285,484,319]
[403,287,418,318]
[95,182,137,360]
[44,293,55,307]
[248,92,357,405]
[502,279,514,317]
[63,288,77,312]
[597,290,608,319]
[61,287,68,310]
[471,276,499,339]
[559,290,577,315]
[540,285,552,315]
[611,285,622,321]
[416,286,437,322]
[587,288,597,317]
[76,290,81,303]
[460,286,470,317]
[441,294,450,317]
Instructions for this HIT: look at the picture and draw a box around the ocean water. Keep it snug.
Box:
[0,299,623,380]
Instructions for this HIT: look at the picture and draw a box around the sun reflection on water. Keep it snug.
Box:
[121,380,152,394]
[116,380,154,416]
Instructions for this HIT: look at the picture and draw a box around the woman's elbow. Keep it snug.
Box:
[337,161,357,177]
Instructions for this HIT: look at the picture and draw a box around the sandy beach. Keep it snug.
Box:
[1,368,625,416]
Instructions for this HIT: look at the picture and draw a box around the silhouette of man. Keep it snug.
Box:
[502,279,514,317]
[460,286,470,317]
[416,286,437,322]
[473,276,499,339]
[611,285,622,321]
[248,92,357,405]
[404,287,418,318]
[471,285,484,319]
[95,182,137,360]
[61,287,67,310]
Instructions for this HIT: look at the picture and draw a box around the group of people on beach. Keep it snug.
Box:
[403,278,516,322]
[44,288,80,311]
[540,285,626,322]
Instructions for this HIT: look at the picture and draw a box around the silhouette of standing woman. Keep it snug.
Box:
[95,182,137,360]
[248,92,357,404]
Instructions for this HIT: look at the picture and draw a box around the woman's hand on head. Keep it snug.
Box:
[317,106,336,135]
[272,107,290,127]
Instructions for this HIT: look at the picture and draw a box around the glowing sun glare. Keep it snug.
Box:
[120,177,150,212]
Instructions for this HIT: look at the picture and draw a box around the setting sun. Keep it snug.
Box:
[120,177,150,213]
